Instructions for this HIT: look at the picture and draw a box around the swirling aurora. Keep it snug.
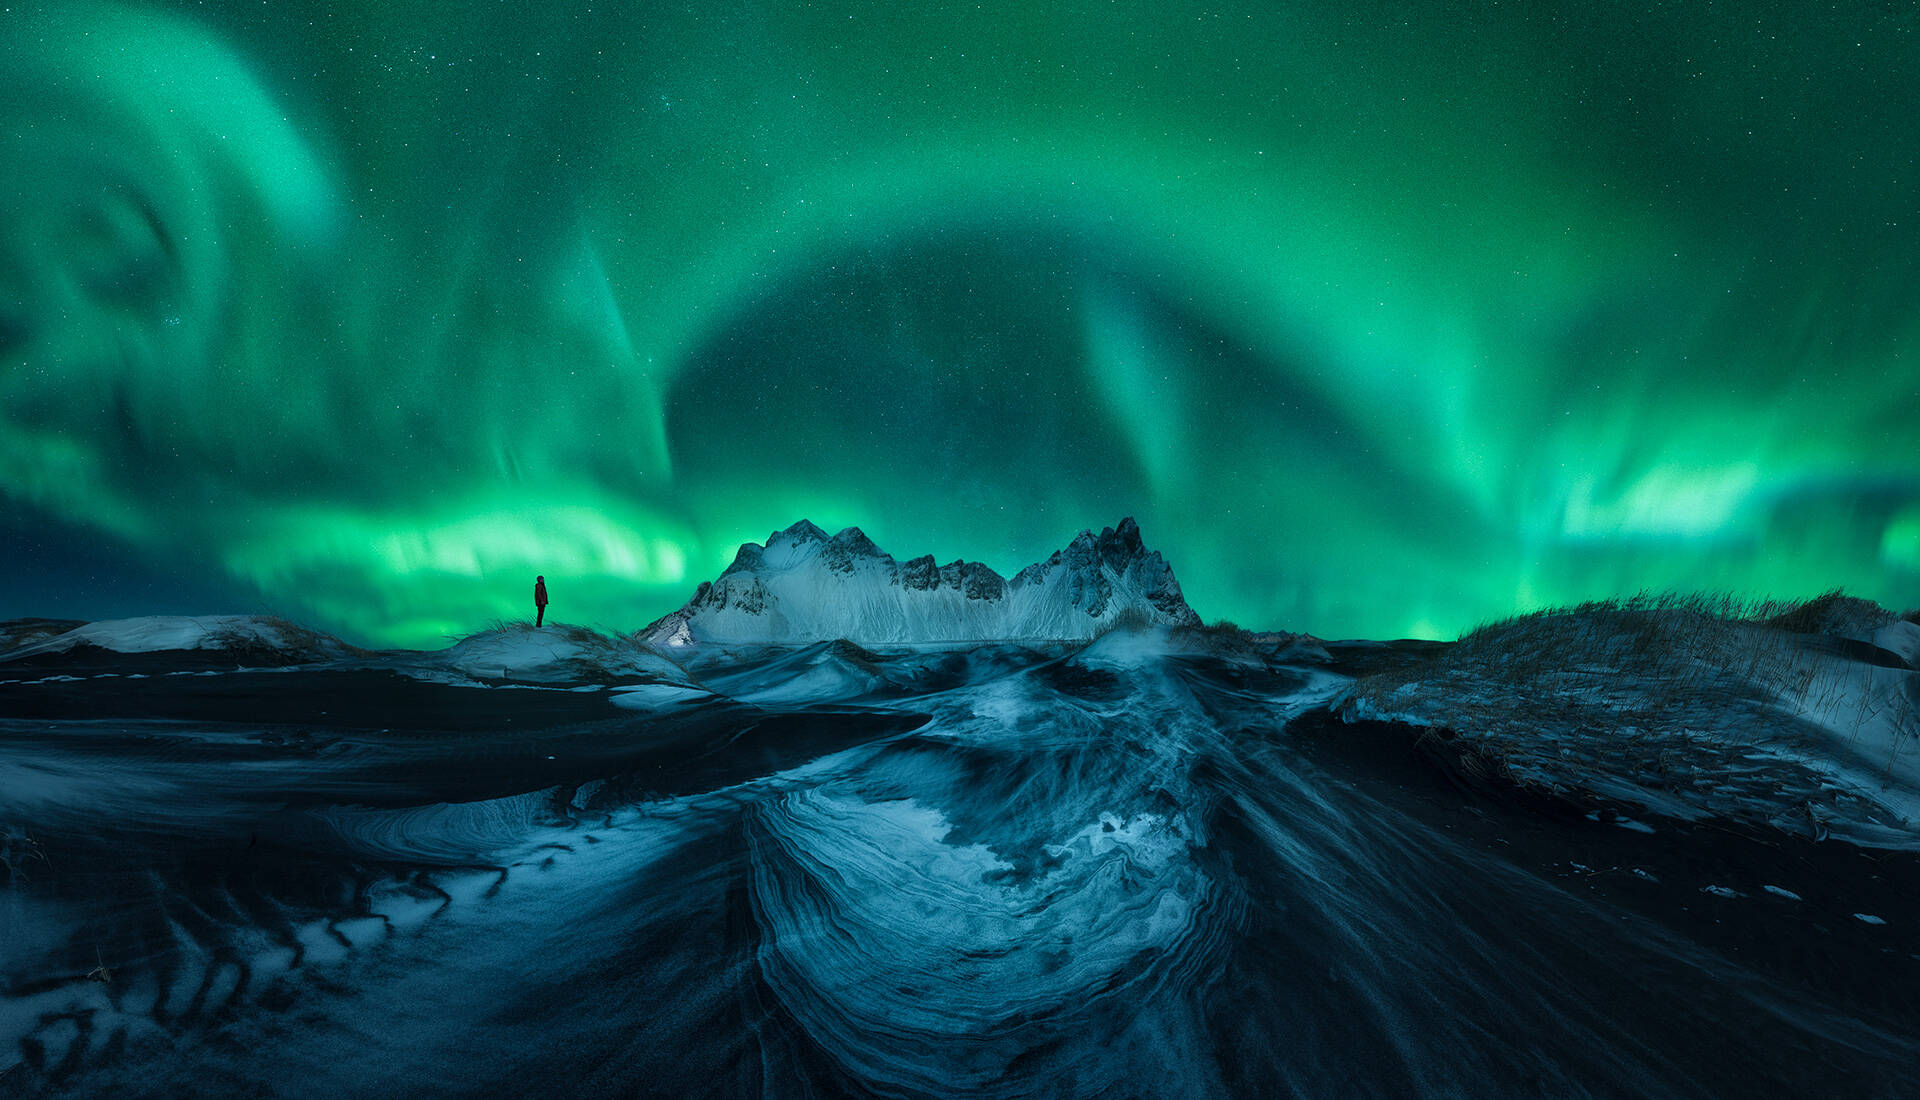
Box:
[2,0,1915,647]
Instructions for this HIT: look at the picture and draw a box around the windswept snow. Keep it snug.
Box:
[696,640,893,704]
[609,683,714,709]
[1069,624,1180,669]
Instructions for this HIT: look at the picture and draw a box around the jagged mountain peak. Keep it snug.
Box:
[642,517,1199,645]
[823,526,890,571]
[766,519,831,547]
[724,520,846,576]
[1015,517,1160,582]
[1078,516,1141,547]
[828,525,877,548]
[722,542,766,576]
[1097,516,1146,556]
[729,521,902,576]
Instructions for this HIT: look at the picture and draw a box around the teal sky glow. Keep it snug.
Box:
[2,0,1915,645]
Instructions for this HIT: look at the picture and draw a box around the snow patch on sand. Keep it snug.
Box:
[609,683,714,710]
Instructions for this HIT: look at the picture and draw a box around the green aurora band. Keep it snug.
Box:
[2,0,1916,646]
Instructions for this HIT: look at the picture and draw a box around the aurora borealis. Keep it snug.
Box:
[2,1,1915,647]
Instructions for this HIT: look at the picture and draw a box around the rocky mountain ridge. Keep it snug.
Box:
[642,517,1200,645]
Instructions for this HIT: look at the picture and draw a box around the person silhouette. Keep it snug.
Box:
[534,575,549,628]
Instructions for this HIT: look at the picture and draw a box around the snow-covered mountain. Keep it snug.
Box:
[642,518,1202,645]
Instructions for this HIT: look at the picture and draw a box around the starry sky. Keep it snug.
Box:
[2,0,1916,647]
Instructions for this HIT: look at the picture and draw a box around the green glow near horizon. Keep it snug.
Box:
[2,0,1916,647]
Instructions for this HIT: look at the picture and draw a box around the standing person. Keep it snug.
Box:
[534,575,549,628]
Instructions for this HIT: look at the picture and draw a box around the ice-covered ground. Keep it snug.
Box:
[2,615,1918,1096]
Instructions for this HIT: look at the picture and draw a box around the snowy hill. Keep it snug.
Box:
[1339,597,1920,849]
[641,518,1201,646]
[419,622,694,686]
[0,615,695,690]
[0,615,355,664]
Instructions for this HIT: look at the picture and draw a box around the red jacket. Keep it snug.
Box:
[534,579,548,607]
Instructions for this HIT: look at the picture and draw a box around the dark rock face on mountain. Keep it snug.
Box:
[1012,518,1192,625]
[642,518,1200,645]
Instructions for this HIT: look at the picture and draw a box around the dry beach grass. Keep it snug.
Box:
[1340,591,1920,843]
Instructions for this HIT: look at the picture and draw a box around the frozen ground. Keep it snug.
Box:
[2,614,1918,1096]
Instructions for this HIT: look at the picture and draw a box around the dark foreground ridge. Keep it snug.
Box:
[1,604,1917,1096]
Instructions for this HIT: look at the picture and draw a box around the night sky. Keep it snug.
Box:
[2,0,1916,647]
